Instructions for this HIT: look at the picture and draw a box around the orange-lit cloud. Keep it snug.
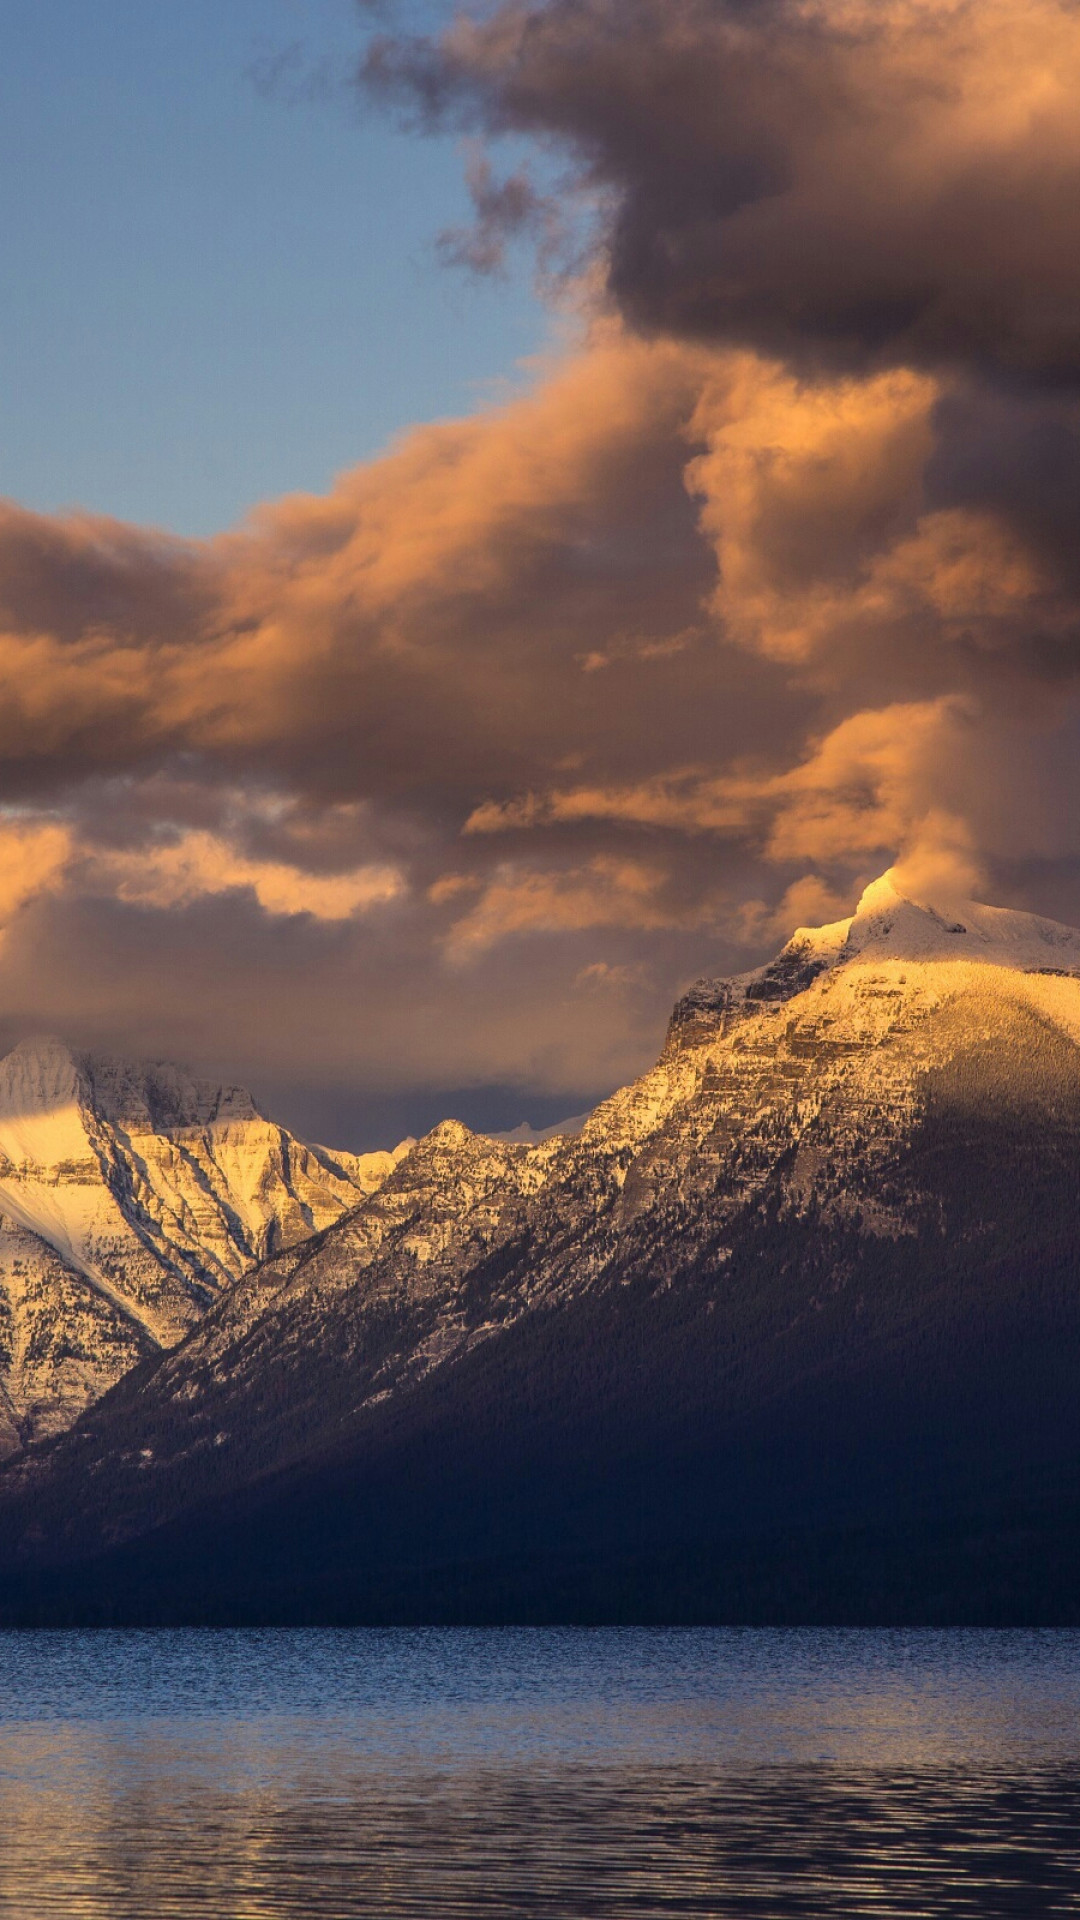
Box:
[463,696,981,884]
[5,1,1080,1134]
[439,855,716,959]
[84,834,404,923]
[1,319,1079,1128]
[0,819,73,934]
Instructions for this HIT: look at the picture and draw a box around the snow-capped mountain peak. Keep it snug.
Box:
[0,1035,410,1454]
[831,870,1080,970]
[671,869,1080,1043]
[0,1036,89,1169]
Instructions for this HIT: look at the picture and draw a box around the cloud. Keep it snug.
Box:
[0,330,726,807]
[365,0,1080,382]
[731,872,859,950]
[439,854,715,958]
[4,318,1080,1138]
[687,358,939,662]
[436,143,560,275]
[760,699,975,866]
[0,808,402,946]
[11,0,1080,1141]
[462,695,979,876]
[84,833,404,922]
[0,819,73,933]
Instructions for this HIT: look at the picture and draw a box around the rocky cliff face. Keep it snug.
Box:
[0,1037,408,1451]
[6,872,1080,1620]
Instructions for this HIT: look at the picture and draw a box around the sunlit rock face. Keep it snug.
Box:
[0,1036,407,1452]
[9,869,1080,1612]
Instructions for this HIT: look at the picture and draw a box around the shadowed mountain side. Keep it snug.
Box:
[4,1113,1080,1622]
[5,893,1080,1621]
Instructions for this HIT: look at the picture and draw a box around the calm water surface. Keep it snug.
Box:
[0,1628,1077,1917]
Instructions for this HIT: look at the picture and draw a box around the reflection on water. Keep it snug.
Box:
[0,1629,1077,1917]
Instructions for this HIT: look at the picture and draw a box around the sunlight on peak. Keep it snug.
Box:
[783,867,1080,975]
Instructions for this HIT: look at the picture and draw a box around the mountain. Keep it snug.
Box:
[5,871,1080,1624]
[0,1036,408,1452]
[486,1113,591,1144]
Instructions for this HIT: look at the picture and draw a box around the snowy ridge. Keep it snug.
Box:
[0,1036,409,1453]
[670,870,1080,1040]
[828,871,1080,970]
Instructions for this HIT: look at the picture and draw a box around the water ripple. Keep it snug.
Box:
[0,1630,1076,1917]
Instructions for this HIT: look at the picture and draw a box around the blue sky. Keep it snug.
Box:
[0,0,546,536]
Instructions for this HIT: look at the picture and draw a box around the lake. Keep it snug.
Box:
[0,1628,1076,1916]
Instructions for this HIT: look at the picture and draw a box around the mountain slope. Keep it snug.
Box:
[6,871,1080,1621]
[0,1037,408,1449]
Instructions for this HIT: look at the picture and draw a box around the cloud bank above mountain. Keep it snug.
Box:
[4,0,1080,1141]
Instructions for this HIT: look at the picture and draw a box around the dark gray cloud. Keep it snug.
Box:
[436,147,558,274]
[364,0,1080,382]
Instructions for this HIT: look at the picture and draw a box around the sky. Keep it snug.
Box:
[5,0,1080,1148]
[0,0,546,536]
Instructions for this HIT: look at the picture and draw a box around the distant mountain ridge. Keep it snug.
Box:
[6,870,1080,1624]
[0,1035,408,1452]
